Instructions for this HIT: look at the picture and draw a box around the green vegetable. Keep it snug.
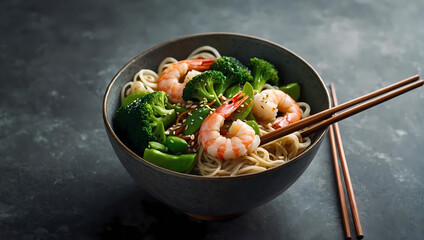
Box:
[182,70,225,106]
[154,122,166,144]
[246,112,256,121]
[166,103,188,115]
[245,120,260,135]
[249,57,279,91]
[148,141,167,152]
[231,82,254,120]
[210,56,252,96]
[121,91,150,106]
[143,149,197,173]
[224,84,242,98]
[114,91,176,156]
[280,83,300,101]
[184,107,211,135]
[166,136,189,153]
[141,91,177,127]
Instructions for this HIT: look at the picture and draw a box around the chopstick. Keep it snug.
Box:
[329,83,363,239]
[329,124,351,239]
[260,75,423,144]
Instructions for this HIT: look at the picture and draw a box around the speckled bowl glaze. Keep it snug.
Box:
[103,33,330,219]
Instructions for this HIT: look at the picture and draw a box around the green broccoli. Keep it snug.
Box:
[249,57,279,91]
[139,91,177,127]
[114,91,176,156]
[182,70,225,106]
[210,56,253,95]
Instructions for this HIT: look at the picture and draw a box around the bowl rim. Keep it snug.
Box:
[103,32,330,180]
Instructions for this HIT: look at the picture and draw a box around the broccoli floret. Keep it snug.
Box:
[140,91,176,127]
[210,56,253,95]
[182,70,225,106]
[249,57,279,91]
[114,91,176,155]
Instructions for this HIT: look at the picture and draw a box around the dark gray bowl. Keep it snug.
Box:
[103,33,330,220]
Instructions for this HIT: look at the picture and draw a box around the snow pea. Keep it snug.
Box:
[232,82,254,120]
[245,120,260,135]
[121,91,149,106]
[148,141,167,152]
[143,148,197,173]
[166,136,189,153]
[184,107,211,135]
[279,83,300,101]
[224,85,242,98]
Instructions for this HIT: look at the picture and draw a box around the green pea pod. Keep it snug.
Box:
[280,83,300,101]
[224,85,242,98]
[231,82,254,120]
[121,91,149,106]
[245,120,260,135]
[143,149,197,173]
[154,122,166,144]
[246,112,256,121]
[148,141,167,152]
[166,136,189,153]
[184,107,211,135]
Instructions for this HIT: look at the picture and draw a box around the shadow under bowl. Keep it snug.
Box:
[103,33,330,219]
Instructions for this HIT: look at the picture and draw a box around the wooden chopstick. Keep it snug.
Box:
[330,83,364,239]
[260,75,422,144]
[300,78,423,137]
[329,124,352,239]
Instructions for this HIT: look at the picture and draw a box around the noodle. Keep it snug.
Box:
[196,120,311,177]
[120,46,312,177]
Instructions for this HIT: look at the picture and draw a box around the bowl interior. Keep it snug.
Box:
[104,33,330,177]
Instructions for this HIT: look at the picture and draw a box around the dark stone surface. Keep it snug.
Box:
[1,0,423,239]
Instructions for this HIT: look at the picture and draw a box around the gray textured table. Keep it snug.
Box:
[1,0,423,239]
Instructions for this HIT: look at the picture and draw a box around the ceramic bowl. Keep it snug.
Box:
[103,32,330,220]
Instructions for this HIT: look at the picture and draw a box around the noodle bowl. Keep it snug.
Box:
[118,46,312,177]
[103,33,330,218]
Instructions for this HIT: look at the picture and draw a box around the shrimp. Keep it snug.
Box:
[251,89,301,129]
[157,58,216,103]
[199,92,261,160]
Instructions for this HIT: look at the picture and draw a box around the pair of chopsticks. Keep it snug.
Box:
[329,83,363,239]
[259,74,423,239]
[260,75,423,144]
